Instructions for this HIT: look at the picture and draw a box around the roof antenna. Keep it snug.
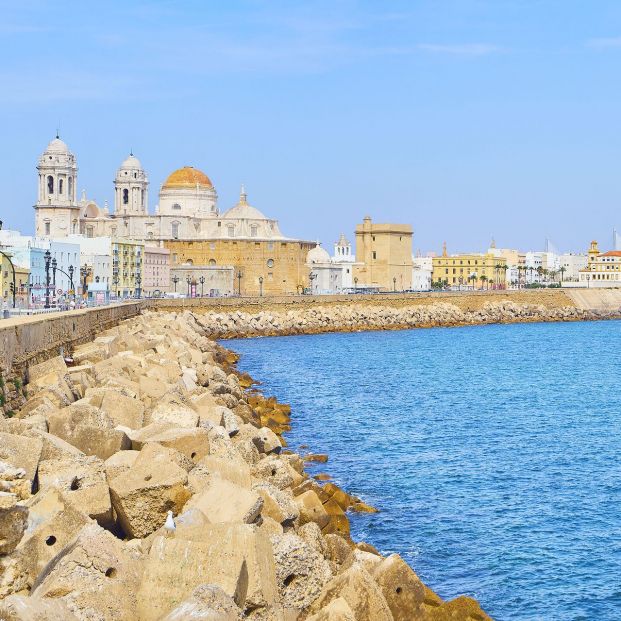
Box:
[130,147,133,156]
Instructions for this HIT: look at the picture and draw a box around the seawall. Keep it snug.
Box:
[2,288,620,377]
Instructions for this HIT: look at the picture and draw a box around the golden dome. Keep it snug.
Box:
[162,166,213,189]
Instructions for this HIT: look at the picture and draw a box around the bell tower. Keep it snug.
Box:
[34,135,79,237]
[114,153,149,216]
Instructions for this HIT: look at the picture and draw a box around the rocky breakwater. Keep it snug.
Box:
[0,310,492,620]
[195,299,614,339]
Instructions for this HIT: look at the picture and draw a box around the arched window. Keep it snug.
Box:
[47,176,54,194]
[68,177,73,200]
[171,222,179,239]
[72,219,77,234]
[123,189,129,205]
[59,179,63,194]
[209,259,216,266]
[172,203,181,210]
[44,221,51,235]
[141,189,144,207]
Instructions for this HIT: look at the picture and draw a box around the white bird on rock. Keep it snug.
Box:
[164,510,176,537]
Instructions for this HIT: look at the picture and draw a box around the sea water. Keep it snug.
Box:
[228,320,621,620]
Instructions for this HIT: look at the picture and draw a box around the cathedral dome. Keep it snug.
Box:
[45,136,69,154]
[222,186,267,220]
[120,154,142,169]
[162,166,213,189]
[307,244,331,264]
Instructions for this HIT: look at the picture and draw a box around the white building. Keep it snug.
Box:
[34,136,291,245]
[307,245,346,295]
[411,256,432,291]
[558,253,587,282]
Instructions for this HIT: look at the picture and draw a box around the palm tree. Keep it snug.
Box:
[516,265,523,288]
[536,266,544,284]
[480,274,488,290]
[559,266,566,284]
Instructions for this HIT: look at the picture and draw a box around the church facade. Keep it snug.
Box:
[33,136,315,295]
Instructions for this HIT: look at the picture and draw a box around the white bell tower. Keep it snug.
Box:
[34,135,79,237]
[114,153,149,216]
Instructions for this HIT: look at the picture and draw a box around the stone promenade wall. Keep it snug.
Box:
[0,303,143,376]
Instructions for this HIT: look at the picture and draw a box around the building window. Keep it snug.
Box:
[372,251,377,260]
[172,203,181,210]
[86,226,93,238]
[47,176,54,194]
[251,225,258,238]
[45,221,51,235]
[267,258,274,268]
[172,222,179,239]
[209,259,216,266]
[123,189,129,205]
[68,177,73,198]
[59,179,63,194]
[227,225,235,238]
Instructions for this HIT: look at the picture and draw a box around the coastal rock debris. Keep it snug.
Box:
[0,309,493,620]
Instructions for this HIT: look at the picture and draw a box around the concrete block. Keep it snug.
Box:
[186,479,263,525]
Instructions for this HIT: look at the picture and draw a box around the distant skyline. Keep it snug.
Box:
[2,0,621,254]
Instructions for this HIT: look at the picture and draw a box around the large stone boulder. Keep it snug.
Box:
[0,433,43,488]
[295,490,330,529]
[270,532,333,610]
[0,594,79,620]
[37,454,112,527]
[32,523,143,620]
[109,443,191,538]
[161,585,242,621]
[46,408,130,460]
[14,488,91,587]
[85,387,145,429]
[137,524,277,619]
[185,479,263,525]
[307,564,393,621]
[0,493,28,555]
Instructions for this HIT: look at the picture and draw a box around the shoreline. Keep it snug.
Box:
[1,309,494,620]
[194,299,620,341]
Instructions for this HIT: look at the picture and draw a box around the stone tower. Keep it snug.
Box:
[114,153,149,216]
[34,135,79,237]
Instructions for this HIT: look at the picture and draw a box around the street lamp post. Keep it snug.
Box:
[44,250,51,309]
[199,275,205,297]
[80,266,91,302]
[258,276,264,297]
[172,275,179,292]
[51,258,57,304]
[186,276,191,297]
[393,276,396,292]
[68,265,74,301]
[237,271,242,296]
[587,274,591,288]
[353,276,358,293]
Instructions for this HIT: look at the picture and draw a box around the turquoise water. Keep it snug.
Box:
[228,321,621,620]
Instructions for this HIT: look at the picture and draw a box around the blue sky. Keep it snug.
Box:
[1,0,621,254]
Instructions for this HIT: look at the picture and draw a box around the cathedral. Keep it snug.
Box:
[34,135,289,243]
[33,135,315,296]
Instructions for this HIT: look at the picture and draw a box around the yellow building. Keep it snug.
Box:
[165,238,314,296]
[111,239,144,298]
[163,186,315,296]
[579,240,621,285]
[1,254,30,307]
[353,216,413,291]
[432,244,508,288]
